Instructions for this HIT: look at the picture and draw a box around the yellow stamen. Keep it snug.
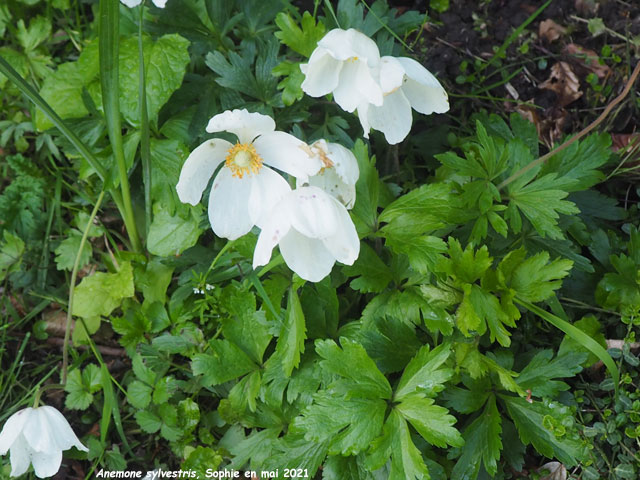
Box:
[225,142,263,178]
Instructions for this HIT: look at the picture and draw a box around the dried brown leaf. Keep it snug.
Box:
[564,43,611,79]
[539,61,583,107]
[538,461,567,480]
[539,19,567,43]
[575,0,599,15]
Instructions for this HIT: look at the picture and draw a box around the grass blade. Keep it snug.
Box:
[516,297,619,395]
[138,5,152,235]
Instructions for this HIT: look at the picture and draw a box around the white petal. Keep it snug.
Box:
[364,89,413,144]
[120,0,142,7]
[0,408,31,455]
[323,141,359,185]
[287,186,339,239]
[323,198,360,265]
[378,56,406,94]
[176,139,231,206]
[396,57,449,114]
[152,0,167,6]
[253,206,293,269]
[300,49,342,97]
[308,168,356,209]
[333,60,383,112]
[208,167,255,240]
[318,29,380,66]
[253,132,322,182]
[40,406,88,452]
[9,435,31,477]
[31,449,63,478]
[279,229,336,282]
[251,166,292,229]
[23,408,57,454]
[356,102,372,139]
[206,109,275,144]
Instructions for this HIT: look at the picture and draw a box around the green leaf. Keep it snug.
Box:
[395,394,463,448]
[65,365,101,410]
[261,433,328,478]
[502,396,586,466]
[296,391,387,455]
[127,380,152,409]
[315,338,392,399]
[135,410,161,434]
[182,446,222,479]
[541,132,610,191]
[507,174,579,239]
[72,262,135,319]
[54,230,92,272]
[111,308,152,353]
[118,34,190,126]
[365,410,430,480]
[274,11,326,57]
[394,343,453,400]
[451,395,502,479]
[135,259,174,305]
[272,61,304,105]
[500,249,573,302]
[16,16,51,52]
[0,231,25,281]
[344,243,394,293]
[380,183,459,238]
[277,287,307,377]
[147,203,202,257]
[191,339,258,386]
[383,234,447,275]
[440,238,492,284]
[35,41,99,130]
[516,350,587,398]
[351,140,380,236]
[221,284,272,364]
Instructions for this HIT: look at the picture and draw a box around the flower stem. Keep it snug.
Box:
[61,190,105,385]
[138,3,152,237]
[99,0,142,253]
[33,383,66,408]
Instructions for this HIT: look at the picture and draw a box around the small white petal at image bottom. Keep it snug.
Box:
[253,186,360,282]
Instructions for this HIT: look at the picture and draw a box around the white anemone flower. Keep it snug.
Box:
[301,28,383,113]
[300,140,359,209]
[176,109,322,240]
[357,56,449,144]
[0,406,88,478]
[120,0,168,7]
[253,186,360,282]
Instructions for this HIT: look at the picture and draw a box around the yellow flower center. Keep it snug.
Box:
[225,142,263,178]
[346,56,360,63]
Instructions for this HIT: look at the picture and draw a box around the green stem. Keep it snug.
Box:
[99,0,142,253]
[33,383,66,408]
[62,190,105,385]
[138,4,152,237]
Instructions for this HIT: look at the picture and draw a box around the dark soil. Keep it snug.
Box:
[418,0,640,142]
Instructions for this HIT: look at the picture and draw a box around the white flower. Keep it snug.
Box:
[0,406,88,478]
[301,28,383,113]
[357,56,449,144]
[120,0,167,7]
[300,140,359,209]
[176,109,322,240]
[253,186,360,282]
